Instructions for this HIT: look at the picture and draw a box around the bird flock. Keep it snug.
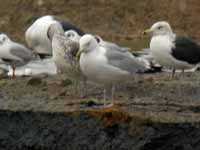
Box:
[1,15,200,106]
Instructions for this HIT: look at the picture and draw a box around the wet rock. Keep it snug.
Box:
[58,78,73,87]
[27,77,44,86]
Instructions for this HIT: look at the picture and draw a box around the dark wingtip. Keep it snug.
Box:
[59,20,85,36]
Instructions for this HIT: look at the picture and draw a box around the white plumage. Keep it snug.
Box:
[25,15,84,58]
[0,33,34,77]
[145,21,200,77]
[25,15,57,56]
[79,34,148,106]
[65,30,81,43]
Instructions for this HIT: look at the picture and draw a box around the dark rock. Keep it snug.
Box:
[59,79,73,87]
[27,77,43,86]
[0,110,200,150]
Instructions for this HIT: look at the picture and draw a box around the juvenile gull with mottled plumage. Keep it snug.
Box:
[47,23,86,95]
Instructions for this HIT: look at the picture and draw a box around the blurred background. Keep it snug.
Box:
[0,0,198,50]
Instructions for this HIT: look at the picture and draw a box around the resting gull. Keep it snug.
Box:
[65,30,81,43]
[78,34,148,106]
[0,33,35,78]
[145,21,200,78]
[25,15,84,58]
[64,31,131,53]
[47,22,86,95]
[94,35,130,53]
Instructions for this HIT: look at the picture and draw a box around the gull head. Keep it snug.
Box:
[77,34,98,58]
[47,22,64,41]
[145,21,173,36]
[0,34,9,45]
[65,30,81,42]
[94,35,103,43]
[79,34,98,53]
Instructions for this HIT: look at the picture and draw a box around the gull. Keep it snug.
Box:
[47,22,86,95]
[0,33,35,78]
[94,35,130,53]
[78,34,148,106]
[145,21,200,78]
[65,30,81,43]
[64,31,131,53]
[64,30,154,72]
[25,15,84,58]
[93,35,157,71]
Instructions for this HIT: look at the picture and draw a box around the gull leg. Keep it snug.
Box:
[57,68,61,75]
[103,88,106,107]
[73,80,79,96]
[111,85,115,105]
[80,78,87,98]
[171,68,176,79]
[182,69,185,79]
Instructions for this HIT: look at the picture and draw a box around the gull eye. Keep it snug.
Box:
[158,26,163,30]
[0,37,6,44]
[2,37,6,41]
[95,37,100,43]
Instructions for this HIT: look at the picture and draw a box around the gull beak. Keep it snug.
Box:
[76,49,84,60]
[32,50,38,54]
[143,29,152,35]
[32,50,40,57]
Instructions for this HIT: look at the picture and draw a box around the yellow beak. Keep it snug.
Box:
[143,29,152,34]
[76,49,83,60]
[32,50,38,55]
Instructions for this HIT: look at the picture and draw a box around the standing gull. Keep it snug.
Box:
[25,15,84,58]
[78,34,148,106]
[47,23,86,95]
[0,33,35,77]
[64,31,155,73]
[145,21,200,77]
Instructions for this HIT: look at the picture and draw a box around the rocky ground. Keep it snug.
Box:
[1,72,200,123]
[1,72,200,149]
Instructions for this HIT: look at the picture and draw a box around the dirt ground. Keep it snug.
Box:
[1,71,200,123]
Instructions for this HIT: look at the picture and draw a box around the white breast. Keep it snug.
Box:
[150,35,192,69]
[80,47,130,85]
